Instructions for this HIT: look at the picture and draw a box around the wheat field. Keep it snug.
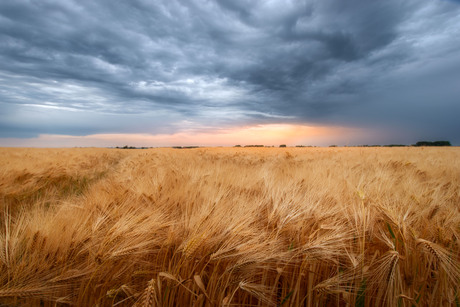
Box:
[0,147,459,306]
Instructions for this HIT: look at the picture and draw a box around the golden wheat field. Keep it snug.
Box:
[0,147,459,306]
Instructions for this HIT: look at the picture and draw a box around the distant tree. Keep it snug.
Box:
[329,145,338,147]
[279,144,286,148]
[234,145,242,147]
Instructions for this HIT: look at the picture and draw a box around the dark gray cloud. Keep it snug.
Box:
[1,0,459,144]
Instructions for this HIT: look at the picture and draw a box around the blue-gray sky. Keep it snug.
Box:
[1,0,460,146]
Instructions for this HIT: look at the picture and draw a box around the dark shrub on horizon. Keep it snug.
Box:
[414,141,451,147]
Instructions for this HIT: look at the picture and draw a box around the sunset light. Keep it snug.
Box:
[0,124,375,148]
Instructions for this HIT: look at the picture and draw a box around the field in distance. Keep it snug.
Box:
[0,147,459,306]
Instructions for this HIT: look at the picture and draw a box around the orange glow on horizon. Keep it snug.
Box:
[205,124,349,145]
[0,124,373,147]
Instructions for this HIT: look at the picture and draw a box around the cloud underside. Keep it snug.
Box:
[1,0,460,144]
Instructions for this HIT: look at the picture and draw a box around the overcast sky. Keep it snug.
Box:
[1,0,460,146]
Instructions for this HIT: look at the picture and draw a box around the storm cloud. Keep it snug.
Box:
[1,0,459,144]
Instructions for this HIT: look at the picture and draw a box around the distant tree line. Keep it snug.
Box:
[349,141,452,147]
[115,145,150,149]
[115,141,452,149]
[414,141,451,147]
[233,141,453,148]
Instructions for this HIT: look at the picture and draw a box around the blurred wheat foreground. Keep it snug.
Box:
[0,147,459,306]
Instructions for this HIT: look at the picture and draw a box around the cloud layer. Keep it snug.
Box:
[1,0,460,145]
